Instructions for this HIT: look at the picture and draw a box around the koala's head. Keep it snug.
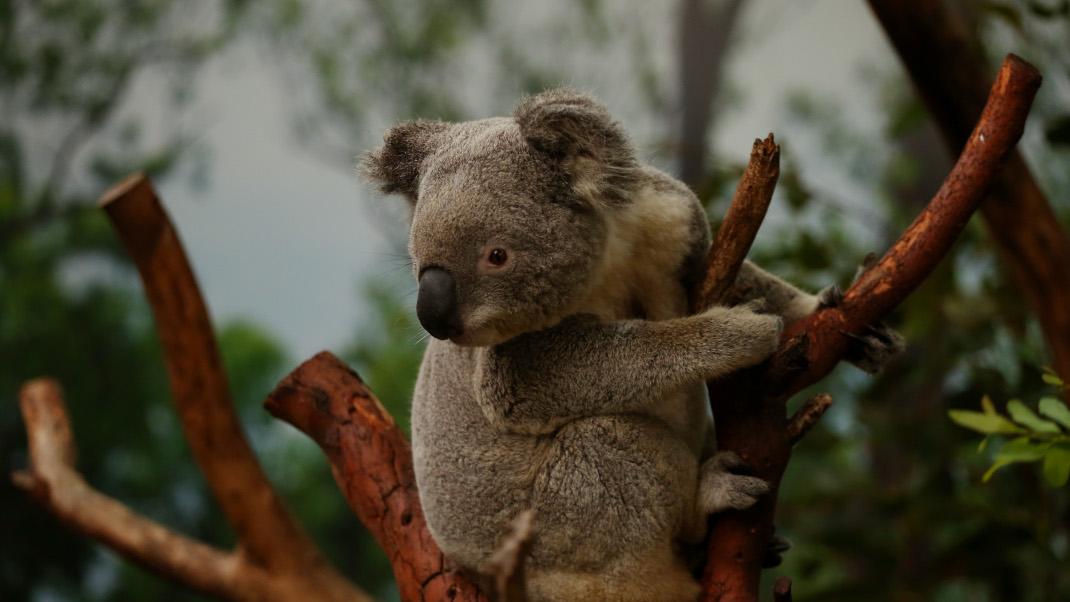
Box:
[363,89,640,346]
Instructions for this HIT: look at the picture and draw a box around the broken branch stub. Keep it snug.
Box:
[692,133,780,312]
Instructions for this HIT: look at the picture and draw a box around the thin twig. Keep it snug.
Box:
[786,393,832,444]
[486,509,536,602]
[772,576,792,602]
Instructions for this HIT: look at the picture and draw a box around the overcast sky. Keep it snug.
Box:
[122,0,895,360]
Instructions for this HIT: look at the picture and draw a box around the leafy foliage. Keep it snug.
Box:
[949,374,1070,487]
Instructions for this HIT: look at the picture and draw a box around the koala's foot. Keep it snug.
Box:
[698,304,783,377]
[697,451,770,515]
[817,284,905,374]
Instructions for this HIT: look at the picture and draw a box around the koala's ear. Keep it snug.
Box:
[514,88,639,205]
[361,120,450,203]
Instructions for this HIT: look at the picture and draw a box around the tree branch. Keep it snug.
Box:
[699,54,1041,601]
[97,175,364,600]
[12,380,264,600]
[773,54,1042,395]
[772,577,792,602]
[868,0,1070,401]
[265,351,488,602]
[691,133,780,312]
[786,393,832,445]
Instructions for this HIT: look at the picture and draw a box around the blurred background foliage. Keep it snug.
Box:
[2,0,1069,601]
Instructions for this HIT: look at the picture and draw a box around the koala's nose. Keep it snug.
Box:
[417,268,462,340]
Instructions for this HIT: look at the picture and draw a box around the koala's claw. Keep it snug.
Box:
[816,284,844,309]
[843,323,905,374]
[816,266,904,373]
[698,451,770,515]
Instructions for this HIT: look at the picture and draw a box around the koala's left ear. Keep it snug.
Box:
[514,88,639,205]
[361,119,450,203]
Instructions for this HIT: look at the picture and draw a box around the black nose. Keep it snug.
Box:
[417,268,462,340]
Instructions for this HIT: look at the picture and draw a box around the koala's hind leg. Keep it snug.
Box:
[679,450,770,544]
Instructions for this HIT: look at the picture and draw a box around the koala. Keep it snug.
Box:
[363,89,899,601]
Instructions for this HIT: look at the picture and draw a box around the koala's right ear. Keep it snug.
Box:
[514,88,639,206]
[360,120,450,203]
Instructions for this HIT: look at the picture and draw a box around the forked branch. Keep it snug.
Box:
[13,176,368,602]
[699,54,1041,601]
[13,380,266,600]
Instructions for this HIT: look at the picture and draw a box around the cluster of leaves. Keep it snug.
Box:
[949,372,1070,486]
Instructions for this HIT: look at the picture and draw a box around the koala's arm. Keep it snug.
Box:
[721,260,905,373]
[474,309,781,435]
[719,260,818,323]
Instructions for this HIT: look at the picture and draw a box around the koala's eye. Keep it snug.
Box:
[488,248,508,266]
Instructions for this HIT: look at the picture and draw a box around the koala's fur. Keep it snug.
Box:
[364,89,885,601]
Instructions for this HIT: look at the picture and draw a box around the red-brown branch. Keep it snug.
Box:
[868,0,1070,401]
[11,379,299,601]
[96,175,363,600]
[774,54,1042,395]
[692,134,779,312]
[699,54,1040,601]
[265,352,488,602]
[786,393,832,445]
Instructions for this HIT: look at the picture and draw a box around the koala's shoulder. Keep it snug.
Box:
[634,166,711,298]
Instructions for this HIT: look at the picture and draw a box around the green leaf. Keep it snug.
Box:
[948,410,1026,435]
[981,438,1051,483]
[977,437,989,453]
[1038,397,1070,431]
[981,394,997,415]
[1007,400,1061,433]
[983,459,1014,483]
[1042,371,1065,387]
[1042,446,1070,487]
[993,437,1050,462]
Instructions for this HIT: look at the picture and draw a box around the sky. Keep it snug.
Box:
[122,0,896,360]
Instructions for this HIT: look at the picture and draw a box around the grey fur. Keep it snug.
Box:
[363,88,901,601]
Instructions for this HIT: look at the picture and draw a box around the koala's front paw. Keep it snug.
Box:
[699,305,783,376]
[697,451,770,515]
[816,284,905,374]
